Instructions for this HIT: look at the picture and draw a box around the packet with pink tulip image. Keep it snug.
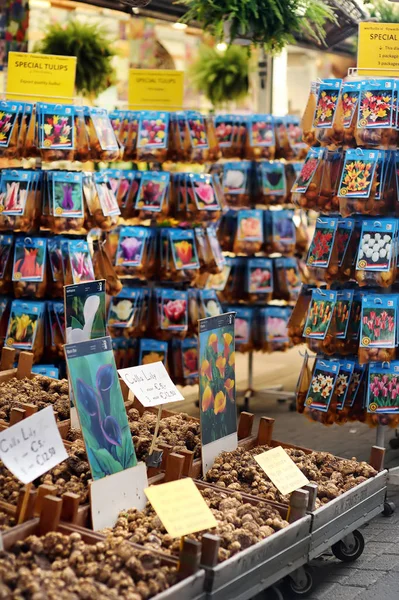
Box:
[136,110,170,162]
[246,258,273,302]
[234,209,263,254]
[245,114,275,160]
[0,101,21,157]
[187,173,221,219]
[231,305,253,352]
[359,295,397,365]
[367,361,399,415]
[156,288,188,337]
[260,305,292,352]
[63,239,95,285]
[86,107,120,162]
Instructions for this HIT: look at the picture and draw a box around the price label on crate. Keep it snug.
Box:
[118,362,184,407]
[0,406,68,484]
[145,478,217,538]
[254,446,309,497]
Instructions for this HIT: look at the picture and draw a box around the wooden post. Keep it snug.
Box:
[20,403,38,418]
[34,484,58,517]
[175,449,194,477]
[256,417,275,446]
[164,453,185,482]
[61,492,81,523]
[159,443,172,470]
[16,484,36,523]
[16,352,34,380]
[303,483,318,512]
[200,533,220,567]
[17,483,33,524]
[38,495,63,535]
[369,446,385,472]
[9,407,25,425]
[288,489,309,523]
[0,347,15,371]
[237,412,254,440]
[149,405,163,456]
[178,537,201,579]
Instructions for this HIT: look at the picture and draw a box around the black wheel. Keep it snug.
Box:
[383,501,396,517]
[287,568,313,597]
[277,398,287,404]
[389,437,399,449]
[331,530,365,562]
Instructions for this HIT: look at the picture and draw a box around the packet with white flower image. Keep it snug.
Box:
[221,161,252,208]
[304,359,340,422]
[359,294,398,365]
[200,289,223,319]
[356,218,397,287]
[107,287,140,332]
[335,360,355,411]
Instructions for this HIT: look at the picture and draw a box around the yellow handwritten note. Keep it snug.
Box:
[6,52,77,103]
[128,69,184,110]
[254,446,309,497]
[145,478,217,538]
[358,22,399,76]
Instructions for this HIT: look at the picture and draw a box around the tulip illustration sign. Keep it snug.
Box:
[199,312,237,474]
[65,336,137,480]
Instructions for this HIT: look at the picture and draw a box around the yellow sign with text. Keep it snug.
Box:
[6,52,77,103]
[358,22,399,76]
[145,478,217,538]
[128,69,184,110]
[254,446,309,497]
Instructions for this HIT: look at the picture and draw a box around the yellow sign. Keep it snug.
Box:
[145,478,217,538]
[254,446,309,497]
[358,22,399,76]
[128,69,184,110]
[6,52,77,103]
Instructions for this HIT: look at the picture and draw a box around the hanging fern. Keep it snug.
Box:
[365,0,399,22]
[35,21,116,98]
[190,45,250,107]
[178,0,337,52]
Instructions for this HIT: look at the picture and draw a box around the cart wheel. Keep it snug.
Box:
[287,567,313,597]
[331,530,364,562]
[268,586,284,600]
[389,437,399,450]
[383,501,396,517]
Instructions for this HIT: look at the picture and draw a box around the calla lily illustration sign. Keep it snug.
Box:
[64,279,106,344]
[198,311,238,474]
[65,336,137,480]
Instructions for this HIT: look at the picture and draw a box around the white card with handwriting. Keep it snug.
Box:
[118,361,184,407]
[0,406,68,484]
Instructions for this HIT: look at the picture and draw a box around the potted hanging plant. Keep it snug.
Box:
[190,45,250,107]
[35,20,116,100]
[178,0,336,52]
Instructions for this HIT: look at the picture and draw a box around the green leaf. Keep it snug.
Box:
[91,304,106,339]
[71,316,84,331]
[93,448,124,477]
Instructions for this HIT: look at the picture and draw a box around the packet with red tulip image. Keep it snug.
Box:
[313,78,344,147]
[339,81,361,148]
[12,237,47,299]
[62,239,95,286]
[303,358,340,426]
[187,173,222,222]
[306,216,339,284]
[171,337,198,385]
[214,114,237,158]
[356,218,397,288]
[154,288,188,340]
[274,257,302,302]
[359,294,397,364]
[233,209,263,254]
[355,79,397,149]
[291,147,325,210]
[367,361,399,419]
[245,114,275,160]
[136,110,170,162]
[134,171,170,219]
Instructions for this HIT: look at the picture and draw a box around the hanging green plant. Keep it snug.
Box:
[178,0,336,52]
[34,20,116,98]
[190,45,250,107]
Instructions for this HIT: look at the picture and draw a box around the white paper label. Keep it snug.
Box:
[90,462,148,530]
[0,406,68,484]
[118,362,184,407]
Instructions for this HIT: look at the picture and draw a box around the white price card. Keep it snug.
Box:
[0,406,68,484]
[118,361,184,408]
[254,446,309,497]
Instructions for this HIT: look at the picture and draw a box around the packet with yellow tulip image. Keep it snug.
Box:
[199,311,237,474]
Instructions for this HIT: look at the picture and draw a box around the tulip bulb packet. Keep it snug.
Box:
[367,362,399,414]
[93,172,121,218]
[0,170,32,216]
[358,79,395,128]
[347,363,366,409]
[188,173,220,211]
[357,219,396,272]
[12,237,46,282]
[335,360,355,411]
[246,258,273,294]
[303,289,337,339]
[199,311,237,474]
[307,217,338,268]
[116,226,148,268]
[304,359,340,412]
[263,306,291,343]
[335,290,354,339]
[37,103,75,150]
[236,209,263,242]
[137,111,169,149]
[0,101,20,148]
[0,234,13,279]
[341,81,361,129]
[200,289,223,319]
[65,240,95,284]
[313,79,342,128]
[360,295,397,348]
[181,337,198,380]
[291,147,324,194]
[275,257,302,300]
[260,161,286,196]
[135,171,169,213]
[170,229,200,271]
[223,161,251,195]
[158,289,188,332]
[65,336,137,480]
[107,287,141,329]
[6,299,44,350]
[187,111,208,149]
[250,114,275,147]
[49,171,84,218]
[64,279,106,345]
[338,149,378,198]
[139,338,168,366]
[336,219,355,267]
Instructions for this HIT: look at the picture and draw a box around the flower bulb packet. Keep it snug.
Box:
[284,115,307,159]
[336,218,355,273]
[245,114,275,160]
[12,237,47,300]
[108,109,129,148]
[199,289,222,319]
[291,147,324,196]
[258,161,287,205]
[359,295,397,365]
[334,289,354,340]
[261,305,292,353]
[265,209,296,255]
[93,171,121,218]
[115,226,150,273]
[108,287,141,331]
[367,361,399,415]
[139,338,168,367]
[338,149,378,199]
[187,173,221,216]
[31,364,59,379]
[304,358,340,413]
[0,234,13,294]
[222,161,252,207]
[356,218,397,288]
[49,171,84,219]
[135,171,170,215]
[159,289,188,335]
[356,79,396,148]
[0,169,32,217]
[136,110,170,162]
[303,289,337,340]
[46,300,65,357]
[105,168,132,211]
[229,305,253,352]
[234,209,263,254]
[307,217,338,269]
[37,103,75,158]
[274,257,301,302]
[0,101,23,159]
[246,258,273,301]
[335,359,355,411]
[341,82,361,130]
[65,239,95,285]
[173,337,198,384]
[86,107,120,161]
[5,299,44,352]
[313,78,344,147]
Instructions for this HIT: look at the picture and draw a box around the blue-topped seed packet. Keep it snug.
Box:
[31,365,59,379]
[263,306,291,342]
[358,79,394,128]
[335,360,355,411]
[135,171,169,212]
[341,82,361,128]
[292,148,324,194]
[51,171,84,218]
[161,289,188,332]
[138,111,169,148]
[189,174,220,211]
[261,161,286,196]
[181,337,198,379]
[139,338,168,366]
[335,290,354,339]
[222,161,251,195]
[68,240,95,284]
[247,258,273,294]
[6,299,44,350]
[336,219,354,266]
[108,288,139,328]
[275,257,301,295]
[367,361,399,414]
[230,306,252,345]
[360,295,397,348]
[313,79,342,128]
[93,172,121,217]
[13,237,46,282]
[356,219,396,272]
[250,115,274,147]
[0,234,13,279]
[338,149,378,198]
[307,217,337,268]
[186,111,208,149]
[0,101,21,147]
[200,289,222,318]
[271,209,296,244]
[305,359,340,412]
[237,209,263,242]
[89,107,119,151]
[116,226,149,267]
[0,170,32,216]
[37,103,74,149]
[303,289,337,339]
[169,229,199,271]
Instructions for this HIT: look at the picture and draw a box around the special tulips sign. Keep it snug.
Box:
[198,311,237,474]
[65,336,137,480]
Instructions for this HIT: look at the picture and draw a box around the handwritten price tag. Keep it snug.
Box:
[145,478,217,538]
[118,362,184,408]
[0,406,68,484]
[254,446,309,497]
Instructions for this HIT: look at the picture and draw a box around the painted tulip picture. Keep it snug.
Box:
[65,336,137,480]
[199,313,237,446]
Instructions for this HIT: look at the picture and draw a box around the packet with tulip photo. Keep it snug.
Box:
[291,147,325,210]
[313,78,343,147]
[306,216,338,275]
[198,311,237,474]
[260,306,291,353]
[138,338,168,367]
[245,114,275,160]
[5,299,45,362]
[338,149,380,217]
[107,287,144,337]
[367,361,399,416]
[355,79,396,148]
[0,234,14,295]
[136,110,170,162]
[359,294,397,365]
[246,257,273,303]
[0,169,38,233]
[63,239,95,285]
[12,237,47,299]
[257,161,287,205]
[37,102,75,161]
[303,288,337,355]
[135,171,170,218]
[171,337,198,385]
[233,209,264,254]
